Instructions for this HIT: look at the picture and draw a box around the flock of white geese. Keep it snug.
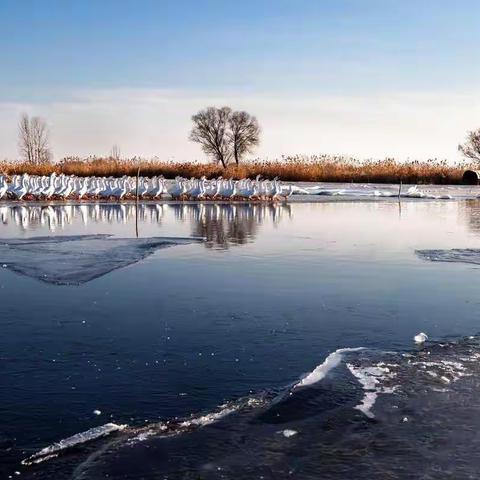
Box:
[0,173,294,201]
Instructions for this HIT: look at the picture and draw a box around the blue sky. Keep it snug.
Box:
[0,0,479,160]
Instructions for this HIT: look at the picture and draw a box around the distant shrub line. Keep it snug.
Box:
[0,155,471,184]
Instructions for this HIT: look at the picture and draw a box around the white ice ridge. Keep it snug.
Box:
[21,423,127,466]
[180,404,239,428]
[180,397,263,428]
[294,347,365,389]
[127,397,266,446]
[23,396,266,466]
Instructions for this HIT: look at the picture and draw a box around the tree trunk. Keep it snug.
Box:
[218,153,226,169]
[234,143,239,165]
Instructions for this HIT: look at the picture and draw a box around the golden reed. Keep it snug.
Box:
[0,155,469,184]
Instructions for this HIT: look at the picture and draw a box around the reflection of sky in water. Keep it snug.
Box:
[2,200,480,253]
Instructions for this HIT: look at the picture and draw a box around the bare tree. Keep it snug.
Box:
[189,107,232,168]
[31,116,51,164]
[18,113,52,164]
[110,144,122,161]
[458,128,480,162]
[18,114,33,163]
[228,111,260,165]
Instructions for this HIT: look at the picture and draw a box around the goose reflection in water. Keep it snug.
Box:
[4,204,165,232]
[2,203,291,249]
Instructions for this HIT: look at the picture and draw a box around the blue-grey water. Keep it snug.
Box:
[2,199,480,479]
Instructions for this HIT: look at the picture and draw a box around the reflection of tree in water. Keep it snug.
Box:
[194,205,257,248]
[170,203,291,249]
[460,200,480,235]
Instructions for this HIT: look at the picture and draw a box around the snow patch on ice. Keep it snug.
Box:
[347,363,397,419]
[295,184,452,200]
[410,360,469,383]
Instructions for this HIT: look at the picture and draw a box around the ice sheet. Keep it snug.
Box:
[0,234,201,285]
[416,249,480,266]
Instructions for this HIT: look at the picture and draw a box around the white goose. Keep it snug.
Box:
[43,173,57,199]
[110,178,128,200]
[12,174,29,200]
[168,177,185,199]
[0,176,8,199]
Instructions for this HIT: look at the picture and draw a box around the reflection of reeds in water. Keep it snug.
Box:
[3,203,291,248]
[459,200,480,234]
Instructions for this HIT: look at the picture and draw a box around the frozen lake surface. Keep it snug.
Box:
[2,191,480,478]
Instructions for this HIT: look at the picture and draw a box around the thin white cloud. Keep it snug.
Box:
[0,88,478,162]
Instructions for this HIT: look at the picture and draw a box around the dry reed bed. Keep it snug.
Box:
[0,155,469,184]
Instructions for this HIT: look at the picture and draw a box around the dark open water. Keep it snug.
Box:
[2,199,480,479]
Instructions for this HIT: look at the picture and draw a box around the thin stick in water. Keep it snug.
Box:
[135,168,140,238]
